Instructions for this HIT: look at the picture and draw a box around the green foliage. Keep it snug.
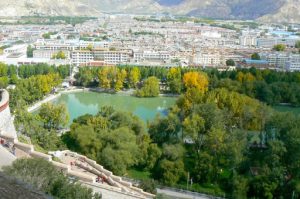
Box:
[136,76,160,97]
[167,68,182,94]
[64,107,148,175]
[26,45,34,58]
[251,53,261,60]
[52,51,66,59]
[3,158,101,199]
[273,44,286,51]
[37,103,69,130]
[9,73,62,111]
[0,76,9,88]
[226,59,235,66]
[295,40,300,48]
[139,179,157,194]
[42,32,57,39]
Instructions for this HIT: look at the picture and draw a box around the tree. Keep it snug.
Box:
[128,67,141,88]
[0,76,9,88]
[295,40,300,48]
[27,45,34,58]
[226,59,235,66]
[156,159,185,186]
[167,68,182,94]
[139,179,157,194]
[37,103,69,130]
[3,158,101,199]
[183,72,209,93]
[98,127,139,175]
[273,44,286,51]
[65,107,145,175]
[149,113,181,145]
[75,68,93,87]
[136,76,160,97]
[52,51,66,59]
[114,68,127,91]
[86,44,93,51]
[251,53,261,60]
[98,67,112,89]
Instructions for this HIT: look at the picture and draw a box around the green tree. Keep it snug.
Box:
[156,159,185,186]
[295,40,300,48]
[226,59,235,66]
[136,76,160,97]
[3,158,101,199]
[251,53,261,60]
[167,68,182,94]
[37,103,69,130]
[27,45,34,58]
[273,44,286,51]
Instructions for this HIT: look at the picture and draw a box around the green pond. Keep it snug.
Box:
[51,91,177,125]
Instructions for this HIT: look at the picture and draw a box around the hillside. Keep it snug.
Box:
[0,0,299,23]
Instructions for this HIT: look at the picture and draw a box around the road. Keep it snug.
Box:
[157,188,217,199]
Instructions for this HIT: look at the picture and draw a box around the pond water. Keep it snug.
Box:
[51,91,177,125]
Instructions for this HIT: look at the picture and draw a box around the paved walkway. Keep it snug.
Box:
[157,188,212,199]
[0,145,16,170]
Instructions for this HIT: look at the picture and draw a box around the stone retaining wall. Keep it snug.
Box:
[0,90,17,139]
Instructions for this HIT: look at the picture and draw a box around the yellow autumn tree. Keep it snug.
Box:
[129,67,141,88]
[115,68,127,91]
[98,67,111,89]
[183,72,209,93]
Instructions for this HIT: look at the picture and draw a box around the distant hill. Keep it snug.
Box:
[0,0,299,23]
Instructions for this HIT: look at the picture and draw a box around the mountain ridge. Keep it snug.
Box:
[0,0,299,23]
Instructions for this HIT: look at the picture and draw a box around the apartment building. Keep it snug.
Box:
[133,50,170,63]
[3,44,27,55]
[257,38,298,48]
[260,52,300,71]
[194,52,226,66]
[286,55,300,71]
[239,35,257,46]
[72,50,130,66]
[33,49,71,59]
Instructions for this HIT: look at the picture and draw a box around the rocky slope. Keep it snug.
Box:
[0,0,298,23]
[258,0,300,23]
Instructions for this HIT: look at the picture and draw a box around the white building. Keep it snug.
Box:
[33,49,71,59]
[72,50,130,66]
[257,38,298,48]
[3,44,27,55]
[194,52,225,66]
[286,54,300,71]
[239,35,257,46]
[133,50,170,63]
[260,52,300,71]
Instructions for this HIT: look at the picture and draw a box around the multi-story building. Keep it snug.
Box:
[286,55,300,71]
[239,35,257,46]
[257,38,298,48]
[194,52,224,66]
[72,50,130,66]
[260,52,300,71]
[33,50,71,59]
[133,50,170,63]
[3,44,27,55]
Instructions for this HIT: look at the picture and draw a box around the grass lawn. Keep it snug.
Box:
[273,105,300,115]
[127,168,151,181]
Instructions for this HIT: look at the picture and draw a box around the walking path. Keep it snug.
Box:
[157,188,215,199]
